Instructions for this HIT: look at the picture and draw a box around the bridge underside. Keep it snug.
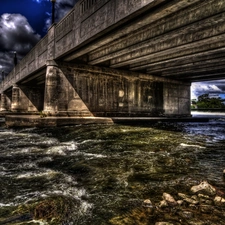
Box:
[63,0,225,82]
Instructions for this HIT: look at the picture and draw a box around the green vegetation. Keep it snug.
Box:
[191,94,225,109]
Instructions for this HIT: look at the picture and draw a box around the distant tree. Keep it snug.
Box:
[196,94,225,109]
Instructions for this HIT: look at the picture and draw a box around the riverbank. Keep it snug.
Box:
[0,113,210,127]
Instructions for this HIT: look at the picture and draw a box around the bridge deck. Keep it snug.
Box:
[1,0,225,93]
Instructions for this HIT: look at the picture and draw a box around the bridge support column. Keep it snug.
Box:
[43,60,93,116]
[57,62,191,117]
[11,85,20,112]
[11,84,41,113]
[0,93,10,111]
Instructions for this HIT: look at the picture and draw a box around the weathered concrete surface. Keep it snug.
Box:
[43,62,190,117]
[4,115,209,127]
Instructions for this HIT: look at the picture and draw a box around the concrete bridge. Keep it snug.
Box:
[1,0,225,125]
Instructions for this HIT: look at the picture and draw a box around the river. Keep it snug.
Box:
[0,115,225,225]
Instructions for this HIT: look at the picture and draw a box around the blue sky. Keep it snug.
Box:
[0,0,77,74]
[0,0,225,100]
[0,0,51,37]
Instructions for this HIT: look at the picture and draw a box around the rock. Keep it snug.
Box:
[190,181,216,196]
[178,193,189,199]
[159,200,168,208]
[162,193,177,206]
[198,193,212,204]
[143,199,153,208]
[155,222,174,225]
[214,196,225,206]
[178,210,194,219]
[200,204,214,213]
[178,193,199,205]
[177,200,183,205]
[223,169,225,178]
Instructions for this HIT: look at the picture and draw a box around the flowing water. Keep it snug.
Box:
[0,117,225,225]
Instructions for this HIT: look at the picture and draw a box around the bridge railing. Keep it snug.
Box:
[55,9,75,42]
[80,0,99,14]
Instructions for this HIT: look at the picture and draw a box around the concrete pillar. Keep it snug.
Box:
[10,84,40,113]
[11,85,20,112]
[0,93,9,111]
[128,80,135,114]
[43,60,93,116]
[43,60,59,114]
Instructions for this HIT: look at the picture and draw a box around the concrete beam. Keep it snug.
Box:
[64,0,200,61]
[88,0,225,65]
[131,47,225,71]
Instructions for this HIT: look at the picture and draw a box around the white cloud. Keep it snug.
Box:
[0,13,41,74]
[191,81,225,99]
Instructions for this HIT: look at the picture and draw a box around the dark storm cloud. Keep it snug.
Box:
[0,13,40,54]
[0,0,78,76]
[43,0,78,33]
[56,0,78,20]
[0,13,41,74]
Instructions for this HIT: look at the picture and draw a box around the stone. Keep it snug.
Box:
[143,199,153,208]
[190,181,216,196]
[200,205,214,214]
[177,200,183,205]
[159,200,168,208]
[162,193,177,206]
[178,193,199,205]
[155,222,174,225]
[178,210,194,219]
[198,193,211,200]
[214,196,225,206]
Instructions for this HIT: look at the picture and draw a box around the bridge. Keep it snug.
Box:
[0,0,225,126]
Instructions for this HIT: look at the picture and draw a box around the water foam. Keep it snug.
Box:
[180,143,206,149]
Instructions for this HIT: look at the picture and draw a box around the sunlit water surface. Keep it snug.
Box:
[0,118,225,224]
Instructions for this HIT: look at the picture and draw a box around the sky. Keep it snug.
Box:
[0,0,77,75]
[0,0,225,100]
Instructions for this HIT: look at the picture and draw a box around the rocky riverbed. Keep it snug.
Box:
[110,180,225,225]
[0,121,225,224]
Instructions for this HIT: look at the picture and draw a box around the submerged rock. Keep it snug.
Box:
[190,181,216,196]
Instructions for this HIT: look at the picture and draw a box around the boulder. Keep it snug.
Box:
[190,181,216,196]
[162,193,177,206]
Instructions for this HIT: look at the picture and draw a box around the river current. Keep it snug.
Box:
[0,116,225,225]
